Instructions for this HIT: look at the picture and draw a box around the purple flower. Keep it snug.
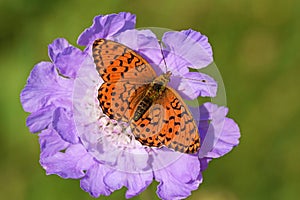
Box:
[20,12,240,199]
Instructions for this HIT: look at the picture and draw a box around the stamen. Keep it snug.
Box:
[97,115,139,149]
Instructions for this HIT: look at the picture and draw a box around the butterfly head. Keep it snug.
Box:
[153,71,172,87]
[164,71,172,81]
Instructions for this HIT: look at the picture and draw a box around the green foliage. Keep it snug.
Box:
[1,0,299,199]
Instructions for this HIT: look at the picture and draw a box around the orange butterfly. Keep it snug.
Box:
[92,39,200,153]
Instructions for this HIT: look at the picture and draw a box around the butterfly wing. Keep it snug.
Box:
[163,87,200,153]
[131,103,166,147]
[131,87,200,154]
[93,39,157,121]
[98,83,150,121]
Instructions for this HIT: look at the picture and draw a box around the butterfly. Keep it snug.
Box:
[92,39,200,153]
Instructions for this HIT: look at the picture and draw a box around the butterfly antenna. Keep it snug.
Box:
[158,40,168,73]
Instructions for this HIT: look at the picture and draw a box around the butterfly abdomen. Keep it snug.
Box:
[132,72,171,122]
[133,96,153,121]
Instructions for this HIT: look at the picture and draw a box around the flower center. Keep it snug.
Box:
[97,114,141,149]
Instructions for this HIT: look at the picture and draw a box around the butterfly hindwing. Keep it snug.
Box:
[163,88,200,153]
[98,82,149,121]
[131,87,200,153]
[131,103,166,147]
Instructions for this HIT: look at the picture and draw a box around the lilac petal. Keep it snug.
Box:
[198,103,228,156]
[162,31,213,70]
[48,38,70,63]
[20,62,73,113]
[198,103,240,159]
[162,51,190,75]
[48,38,87,78]
[54,46,87,78]
[170,71,217,100]
[153,151,202,199]
[114,29,163,74]
[104,170,153,199]
[80,163,112,197]
[40,144,94,179]
[39,128,70,158]
[181,29,213,58]
[205,118,240,158]
[114,29,157,50]
[52,107,78,144]
[199,157,212,172]
[77,12,136,46]
[26,105,55,133]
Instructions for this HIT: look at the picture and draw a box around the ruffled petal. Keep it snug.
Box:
[162,30,213,70]
[20,62,73,113]
[77,12,136,46]
[104,170,153,198]
[52,107,78,144]
[80,163,112,197]
[173,71,217,100]
[152,150,202,199]
[40,143,94,179]
[199,157,212,172]
[181,29,213,59]
[198,103,240,159]
[26,105,55,133]
[48,38,70,63]
[54,46,87,78]
[204,118,240,158]
[39,127,70,158]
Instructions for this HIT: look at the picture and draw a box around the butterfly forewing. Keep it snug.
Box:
[93,39,156,82]
[93,39,156,121]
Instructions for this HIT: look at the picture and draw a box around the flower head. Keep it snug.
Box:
[20,12,240,199]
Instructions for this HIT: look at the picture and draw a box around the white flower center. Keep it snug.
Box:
[97,115,142,149]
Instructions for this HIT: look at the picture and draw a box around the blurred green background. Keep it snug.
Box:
[1,0,299,199]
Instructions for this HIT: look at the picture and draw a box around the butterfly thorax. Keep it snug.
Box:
[132,71,172,122]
